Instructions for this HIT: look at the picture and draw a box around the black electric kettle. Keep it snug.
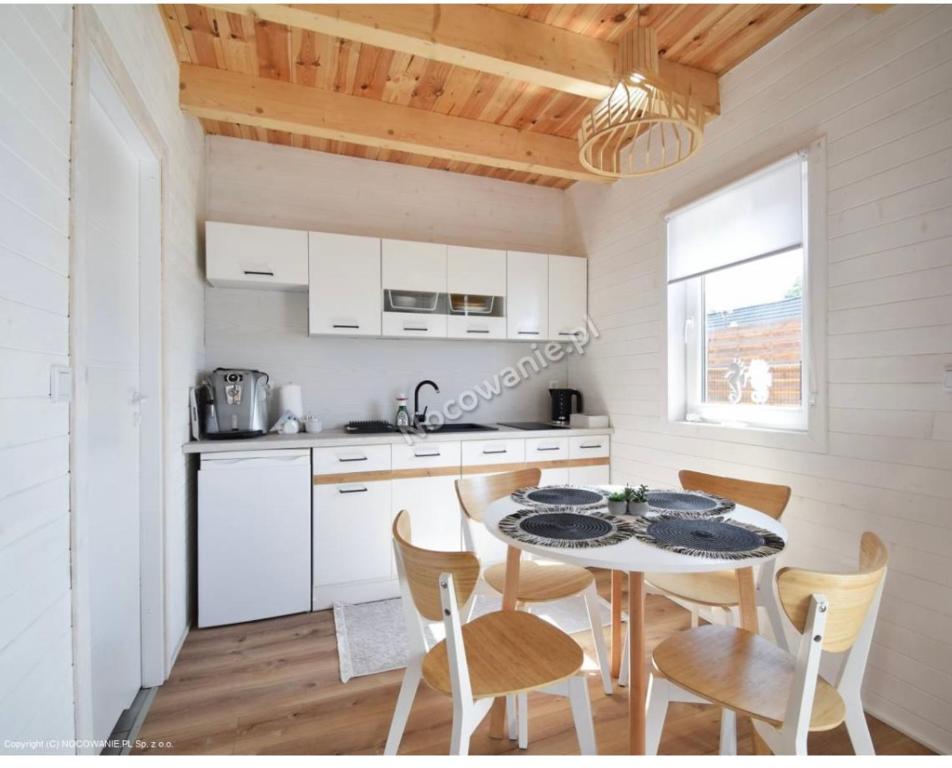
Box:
[549,388,583,425]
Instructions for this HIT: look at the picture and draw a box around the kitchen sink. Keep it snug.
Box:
[424,422,497,433]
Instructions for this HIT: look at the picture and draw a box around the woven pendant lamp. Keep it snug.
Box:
[577,20,706,179]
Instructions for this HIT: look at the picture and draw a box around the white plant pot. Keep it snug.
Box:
[627,501,649,517]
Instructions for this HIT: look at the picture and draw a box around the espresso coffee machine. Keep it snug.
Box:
[205,368,270,439]
[549,388,583,425]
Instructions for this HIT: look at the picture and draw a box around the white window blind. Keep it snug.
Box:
[666,152,805,283]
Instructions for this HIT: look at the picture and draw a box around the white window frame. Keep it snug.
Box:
[665,138,828,453]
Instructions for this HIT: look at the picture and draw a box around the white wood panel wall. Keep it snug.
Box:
[566,4,952,752]
[206,135,577,255]
[0,4,74,752]
[1,5,204,752]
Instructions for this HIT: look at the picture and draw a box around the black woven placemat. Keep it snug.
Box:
[646,490,735,518]
[510,485,609,511]
[498,508,636,549]
[629,515,785,559]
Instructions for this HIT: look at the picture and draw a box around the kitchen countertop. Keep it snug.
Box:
[182,424,612,454]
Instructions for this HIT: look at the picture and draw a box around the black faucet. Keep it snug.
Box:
[414,379,440,425]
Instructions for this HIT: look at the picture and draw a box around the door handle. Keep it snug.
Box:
[579,443,602,449]
[338,456,368,463]
[482,448,507,455]
[413,451,440,458]
[332,323,360,329]
[466,329,490,334]
[243,270,274,277]
[403,326,428,332]
[338,486,368,494]
[517,330,540,335]
[536,446,560,452]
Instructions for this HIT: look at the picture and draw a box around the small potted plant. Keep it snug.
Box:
[626,484,650,517]
[607,484,650,516]
[607,490,628,516]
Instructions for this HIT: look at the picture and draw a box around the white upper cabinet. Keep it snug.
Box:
[382,239,448,338]
[447,246,507,339]
[382,239,447,292]
[308,232,381,336]
[548,255,588,340]
[206,221,308,290]
[447,246,506,296]
[506,250,548,341]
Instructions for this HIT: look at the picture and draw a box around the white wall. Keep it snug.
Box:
[0,4,204,752]
[566,4,952,752]
[205,137,577,426]
[0,5,75,752]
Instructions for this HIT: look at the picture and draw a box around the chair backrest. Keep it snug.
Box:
[679,469,791,520]
[392,510,480,622]
[777,532,888,653]
[455,467,542,523]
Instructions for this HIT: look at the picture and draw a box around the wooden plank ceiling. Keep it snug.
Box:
[160,3,815,189]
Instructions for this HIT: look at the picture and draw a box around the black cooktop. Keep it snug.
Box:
[497,421,570,431]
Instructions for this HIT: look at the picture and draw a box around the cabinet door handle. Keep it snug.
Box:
[413,451,440,458]
[403,326,428,332]
[466,329,490,334]
[579,443,602,449]
[517,330,540,335]
[243,269,274,277]
[558,331,578,337]
[338,456,368,463]
[536,446,560,452]
[482,448,507,455]
[338,486,368,494]
[332,323,360,329]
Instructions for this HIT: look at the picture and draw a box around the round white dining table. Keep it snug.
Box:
[482,485,788,755]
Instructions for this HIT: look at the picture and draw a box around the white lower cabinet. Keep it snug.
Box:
[313,480,393,604]
[391,474,462,569]
[568,464,610,485]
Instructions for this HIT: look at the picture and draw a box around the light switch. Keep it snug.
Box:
[50,365,71,403]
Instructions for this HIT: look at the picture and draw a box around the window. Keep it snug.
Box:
[667,151,813,432]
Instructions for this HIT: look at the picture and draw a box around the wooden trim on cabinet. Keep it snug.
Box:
[313,455,609,484]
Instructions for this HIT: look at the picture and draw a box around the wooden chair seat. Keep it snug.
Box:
[652,624,846,732]
[646,569,742,607]
[422,609,584,699]
[483,560,594,603]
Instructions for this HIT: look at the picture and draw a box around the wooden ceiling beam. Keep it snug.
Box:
[178,63,610,183]
[204,3,720,114]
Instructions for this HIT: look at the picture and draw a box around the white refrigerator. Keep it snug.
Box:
[198,449,312,627]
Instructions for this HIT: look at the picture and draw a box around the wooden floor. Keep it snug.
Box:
[134,571,931,756]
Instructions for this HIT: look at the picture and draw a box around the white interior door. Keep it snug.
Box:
[81,82,143,743]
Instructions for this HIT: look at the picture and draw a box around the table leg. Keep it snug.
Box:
[628,571,646,755]
[736,566,759,633]
[610,570,623,677]
[736,565,768,753]
[489,545,523,739]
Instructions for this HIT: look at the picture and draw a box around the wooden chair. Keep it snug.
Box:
[385,510,597,756]
[455,469,613,698]
[645,532,888,755]
[647,470,792,640]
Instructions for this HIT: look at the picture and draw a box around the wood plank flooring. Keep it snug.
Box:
[134,571,931,756]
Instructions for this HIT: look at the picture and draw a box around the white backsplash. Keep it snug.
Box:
[204,288,570,428]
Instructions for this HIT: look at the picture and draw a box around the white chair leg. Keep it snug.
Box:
[384,659,422,755]
[718,709,737,755]
[517,692,528,750]
[843,693,875,755]
[449,707,472,756]
[618,622,629,687]
[645,673,670,755]
[506,694,517,741]
[690,605,700,628]
[567,675,597,755]
[584,584,613,695]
